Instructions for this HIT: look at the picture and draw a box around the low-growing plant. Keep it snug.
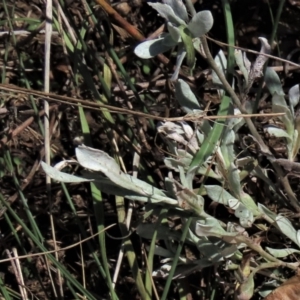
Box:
[41,0,300,299]
[134,0,213,79]
[42,73,300,300]
[264,67,300,161]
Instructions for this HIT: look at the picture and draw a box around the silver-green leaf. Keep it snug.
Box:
[163,0,188,22]
[148,2,186,26]
[187,10,213,37]
[266,247,300,258]
[41,161,92,183]
[175,79,200,112]
[134,37,175,59]
[265,67,285,96]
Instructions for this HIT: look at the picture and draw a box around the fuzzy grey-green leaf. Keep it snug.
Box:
[175,79,200,112]
[276,215,300,247]
[163,0,188,22]
[148,2,186,26]
[167,22,181,43]
[76,145,178,204]
[212,50,227,87]
[265,67,284,96]
[134,37,175,59]
[187,10,213,37]
[289,84,300,108]
[264,126,292,141]
[266,247,300,258]
[205,185,237,205]
[41,161,92,183]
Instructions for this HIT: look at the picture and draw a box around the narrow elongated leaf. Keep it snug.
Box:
[292,127,300,159]
[243,52,251,74]
[193,37,204,56]
[221,129,235,167]
[276,215,300,247]
[93,179,171,203]
[82,171,178,204]
[272,94,294,136]
[76,146,118,172]
[178,25,195,68]
[289,84,300,120]
[289,84,300,108]
[187,11,213,37]
[240,192,259,215]
[235,49,249,84]
[228,163,242,199]
[205,185,236,205]
[265,67,285,96]
[76,146,178,204]
[167,22,181,43]
[175,79,201,112]
[171,44,186,81]
[41,161,92,183]
[266,247,300,258]
[257,203,277,220]
[194,216,233,237]
[212,50,227,87]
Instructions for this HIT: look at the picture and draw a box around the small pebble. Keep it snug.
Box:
[115,2,131,15]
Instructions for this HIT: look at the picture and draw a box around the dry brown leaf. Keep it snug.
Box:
[264,274,300,300]
[111,23,131,40]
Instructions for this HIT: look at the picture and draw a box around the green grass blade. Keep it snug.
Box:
[145,208,168,299]
[0,271,12,300]
[189,0,235,172]
[60,180,109,277]
[91,183,119,300]
[0,195,98,299]
[115,195,148,299]
[78,104,118,299]
[4,150,43,241]
[161,217,193,300]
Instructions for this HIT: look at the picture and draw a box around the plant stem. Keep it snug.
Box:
[234,236,298,270]
[185,0,196,17]
[199,35,300,212]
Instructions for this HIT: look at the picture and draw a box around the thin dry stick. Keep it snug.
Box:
[206,35,300,69]
[0,224,116,264]
[12,248,28,300]
[112,151,139,289]
[45,0,63,297]
[0,84,285,122]
[6,249,28,300]
[79,235,87,293]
